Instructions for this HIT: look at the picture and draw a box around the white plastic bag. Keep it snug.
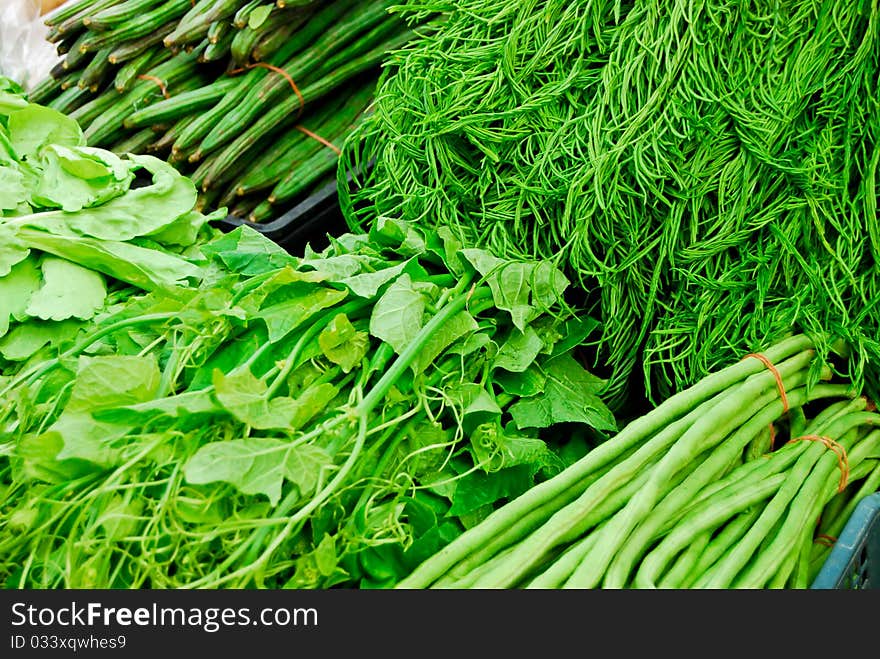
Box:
[0,0,63,92]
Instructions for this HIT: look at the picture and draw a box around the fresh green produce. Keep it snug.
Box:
[0,216,618,589]
[29,0,424,220]
[1,83,617,589]
[339,0,880,410]
[397,334,880,589]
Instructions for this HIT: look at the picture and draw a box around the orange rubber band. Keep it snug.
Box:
[786,434,850,493]
[228,62,305,119]
[137,74,169,99]
[294,125,341,155]
[743,352,789,414]
[814,533,837,547]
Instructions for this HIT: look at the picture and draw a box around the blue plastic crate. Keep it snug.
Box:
[811,492,880,589]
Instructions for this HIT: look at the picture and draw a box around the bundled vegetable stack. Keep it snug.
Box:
[398,335,880,589]
[28,0,422,221]
[1,86,617,589]
[340,0,880,409]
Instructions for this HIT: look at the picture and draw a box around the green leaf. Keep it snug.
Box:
[318,313,369,373]
[0,255,41,337]
[0,166,28,211]
[26,256,107,321]
[213,369,337,431]
[256,282,348,343]
[213,369,298,430]
[411,310,478,375]
[183,438,333,506]
[50,413,129,466]
[460,249,569,331]
[340,260,410,298]
[469,420,554,472]
[493,325,545,372]
[17,226,203,291]
[12,432,95,484]
[369,273,425,354]
[66,354,161,414]
[447,464,537,517]
[0,319,80,361]
[493,364,546,397]
[0,224,30,276]
[509,353,616,432]
[369,215,427,256]
[30,144,133,212]
[314,533,338,577]
[7,104,84,162]
[201,225,297,275]
[92,389,219,426]
[0,89,28,114]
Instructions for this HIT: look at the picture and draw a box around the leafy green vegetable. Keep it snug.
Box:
[340,0,880,410]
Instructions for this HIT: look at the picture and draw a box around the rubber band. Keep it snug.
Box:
[814,533,837,547]
[294,125,341,155]
[742,352,790,414]
[786,434,850,493]
[137,75,169,99]
[228,62,305,119]
[768,422,776,451]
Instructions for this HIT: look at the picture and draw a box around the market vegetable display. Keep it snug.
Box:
[1,86,617,588]
[398,335,880,589]
[28,0,423,221]
[339,0,880,409]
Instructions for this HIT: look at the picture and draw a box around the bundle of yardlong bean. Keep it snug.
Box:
[339,0,880,409]
[397,335,880,589]
[30,0,421,220]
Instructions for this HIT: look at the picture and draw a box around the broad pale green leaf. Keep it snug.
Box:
[340,260,410,299]
[493,325,545,373]
[318,313,369,372]
[66,354,161,414]
[369,273,424,354]
[7,104,84,162]
[98,496,143,541]
[0,90,28,114]
[17,226,203,291]
[213,369,299,430]
[0,255,40,337]
[26,256,107,321]
[147,207,219,247]
[30,144,133,212]
[184,438,333,505]
[51,412,129,466]
[256,283,348,343]
[0,166,28,211]
[214,369,337,431]
[448,383,502,436]
[0,319,80,361]
[12,431,95,484]
[237,266,328,313]
[0,224,30,276]
[201,225,297,275]
[411,310,478,375]
[369,215,426,256]
[92,389,220,426]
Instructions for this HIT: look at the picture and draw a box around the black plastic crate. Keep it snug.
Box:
[811,492,880,589]
[216,175,347,255]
